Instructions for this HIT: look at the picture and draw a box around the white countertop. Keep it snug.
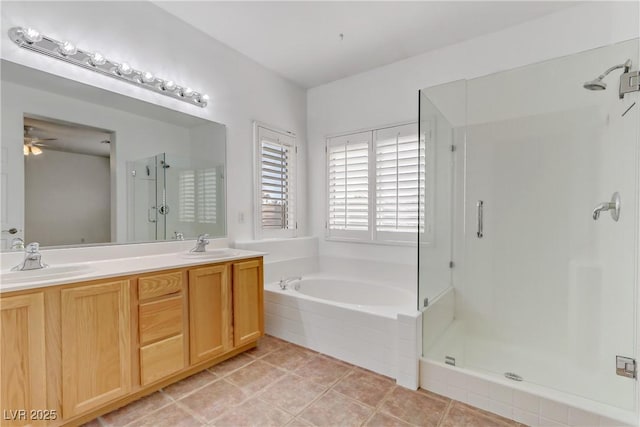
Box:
[0,246,265,293]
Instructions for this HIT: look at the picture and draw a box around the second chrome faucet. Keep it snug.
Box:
[190,234,210,252]
[11,242,47,271]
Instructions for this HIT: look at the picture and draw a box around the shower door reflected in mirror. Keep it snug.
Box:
[127,152,225,243]
[127,153,167,241]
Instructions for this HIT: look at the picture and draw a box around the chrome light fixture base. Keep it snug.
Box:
[9,27,208,108]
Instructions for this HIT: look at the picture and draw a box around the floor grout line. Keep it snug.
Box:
[436,399,454,427]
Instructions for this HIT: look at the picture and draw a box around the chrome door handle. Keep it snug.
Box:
[148,207,157,223]
[477,200,484,238]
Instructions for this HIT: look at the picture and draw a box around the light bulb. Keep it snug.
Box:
[23,27,42,44]
[31,146,42,155]
[201,94,210,102]
[59,41,77,56]
[23,145,29,156]
[161,80,176,91]
[182,87,193,97]
[117,62,132,76]
[89,51,106,66]
[141,71,155,83]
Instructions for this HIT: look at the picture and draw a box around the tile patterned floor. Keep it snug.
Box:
[84,335,525,427]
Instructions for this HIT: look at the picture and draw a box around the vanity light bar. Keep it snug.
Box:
[8,27,209,108]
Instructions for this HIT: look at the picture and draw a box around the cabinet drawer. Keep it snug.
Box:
[139,296,183,345]
[138,272,182,300]
[140,334,184,386]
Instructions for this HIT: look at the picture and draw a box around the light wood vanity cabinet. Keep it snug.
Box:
[0,293,47,427]
[136,271,187,387]
[233,259,264,347]
[61,280,132,418]
[0,256,263,427]
[188,264,231,364]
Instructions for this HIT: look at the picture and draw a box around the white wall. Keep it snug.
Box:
[307,1,639,267]
[0,0,307,243]
[25,150,110,246]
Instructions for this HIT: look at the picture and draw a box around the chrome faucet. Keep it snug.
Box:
[279,276,302,290]
[10,237,25,250]
[191,234,210,252]
[11,242,47,271]
[174,231,184,241]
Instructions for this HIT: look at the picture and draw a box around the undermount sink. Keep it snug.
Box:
[180,248,238,259]
[1,264,94,285]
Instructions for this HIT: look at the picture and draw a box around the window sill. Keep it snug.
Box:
[324,236,417,247]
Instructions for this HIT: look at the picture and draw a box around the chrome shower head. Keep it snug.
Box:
[583,59,632,92]
[583,78,607,91]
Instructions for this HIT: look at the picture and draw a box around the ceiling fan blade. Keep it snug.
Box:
[30,138,57,144]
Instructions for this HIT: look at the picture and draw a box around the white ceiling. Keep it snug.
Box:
[24,117,112,157]
[155,1,577,88]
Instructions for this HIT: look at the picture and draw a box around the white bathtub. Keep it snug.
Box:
[264,274,421,388]
[287,277,415,313]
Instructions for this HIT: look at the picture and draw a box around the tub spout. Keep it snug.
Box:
[279,276,302,290]
[592,192,621,221]
[592,202,609,220]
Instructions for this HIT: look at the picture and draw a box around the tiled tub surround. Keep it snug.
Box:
[265,278,421,389]
[84,335,526,427]
[237,237,422,389]
[420,289,637,427]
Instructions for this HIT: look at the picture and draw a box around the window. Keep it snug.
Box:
[178,167,217,224]
[374,124,422,242]
[197,168,217,224]
[178,170,195,223]
[326,122,422,244]
[327,131,371,240]
[255,123,297,239]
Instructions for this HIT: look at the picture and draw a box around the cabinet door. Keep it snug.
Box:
[1,293,47,426]
[188,265,230,364]
[61,280,131,417]
[232,259,264,347]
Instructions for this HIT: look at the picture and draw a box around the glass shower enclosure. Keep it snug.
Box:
[127,153,169,241]
[419,39,639,420]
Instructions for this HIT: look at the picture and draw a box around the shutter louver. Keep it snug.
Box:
[178,170,195,223]
[197,168,217,224]
[375,124,422,234]
[261,138,295,230]
[327,133,370,232]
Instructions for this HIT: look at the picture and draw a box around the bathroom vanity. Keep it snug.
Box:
[0,250,264,427]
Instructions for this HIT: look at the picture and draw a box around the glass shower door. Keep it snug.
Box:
[417,81,464,312]
[463,39,639,410]
[126,153,167,241]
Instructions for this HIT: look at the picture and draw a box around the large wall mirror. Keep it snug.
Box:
[0,60,226,250]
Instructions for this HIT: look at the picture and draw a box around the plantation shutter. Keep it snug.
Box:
[257,126,296,237]
[327,131,371,239]
[196,167,217,224]
[375,123,421,241]
[178,170,195,223]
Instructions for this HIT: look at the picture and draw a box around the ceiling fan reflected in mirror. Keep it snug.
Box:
[23,125,56,156]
